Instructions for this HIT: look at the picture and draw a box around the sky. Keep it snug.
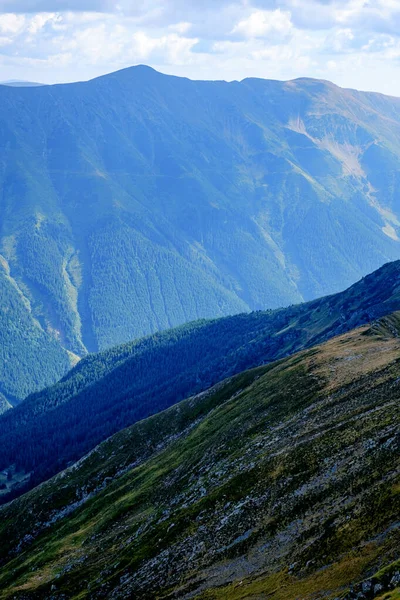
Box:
[0,0,400,95]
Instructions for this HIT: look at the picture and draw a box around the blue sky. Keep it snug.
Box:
[1,0,400,95]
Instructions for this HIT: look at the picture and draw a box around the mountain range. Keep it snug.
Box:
[1,258,400,506]
[1,66,400,599]
[0,280,398,598]
[2,65,400,404]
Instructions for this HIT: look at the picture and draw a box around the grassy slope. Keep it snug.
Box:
[2,259,400,503]
[0,313,398,599]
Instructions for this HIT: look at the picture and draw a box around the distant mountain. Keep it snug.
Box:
[2,66,400,402]
[1,259,400,504]
[0,80,45,87]
[0,311,398,598]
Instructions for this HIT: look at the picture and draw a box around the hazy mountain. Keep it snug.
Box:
[1,259,400,504]
[0,80,45,87]
[0,311,398,599]
[2,66,400,402]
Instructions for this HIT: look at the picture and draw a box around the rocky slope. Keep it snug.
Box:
[2,67,400,401]
[0,312,398,599]
[0,393,11,415]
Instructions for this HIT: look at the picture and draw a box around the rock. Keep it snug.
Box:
[373,583,383,594]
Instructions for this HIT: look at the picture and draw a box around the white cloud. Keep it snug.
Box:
[334,0,367,25]
[132,31,199,64]
[0,13,25,34]
[60,23,127,63]
[28,12,60,34]
[328,27,355,52]
[168,21,192,34]
[232,9,293,39]
[57,20,199,67]
[62,11,108,25]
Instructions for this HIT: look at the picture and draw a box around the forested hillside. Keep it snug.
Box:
[0,262,74,404]
[0,312,398,599]
[2,66,400,402]
[1,259,400,504]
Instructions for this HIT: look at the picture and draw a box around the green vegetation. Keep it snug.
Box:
[0,313,398,599]
[2,67,400,402]
[2,258,400,503]
[0,262,73,404]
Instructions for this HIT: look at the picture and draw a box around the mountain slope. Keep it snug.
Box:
[0,393,11,415]
[2,66,400,400]
[1,259,400,504]
[0,261,75,404]
[0,313,398,599]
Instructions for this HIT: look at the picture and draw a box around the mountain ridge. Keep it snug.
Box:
[88,65,400,95]
[1,258,400,504]
[0,309,398,599]
[2,64,400,403]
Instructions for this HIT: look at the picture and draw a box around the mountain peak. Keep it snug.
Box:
[89,63,166,84]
